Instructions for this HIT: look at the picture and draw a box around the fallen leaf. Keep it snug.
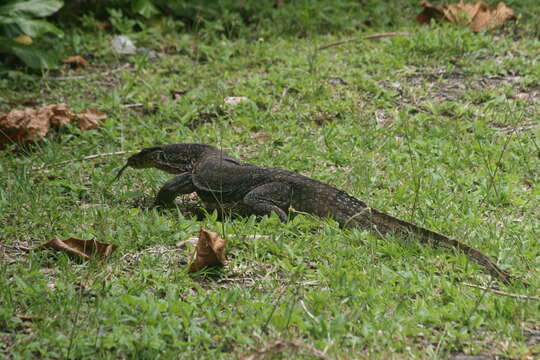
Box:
[75,108,106,130]
[62,55,89,70]
[0,108,50,143]
[417,1,515,32]
[188,228,227,273]
[48,103,72,127]
[0,104,106,149]
[37,237,117,262]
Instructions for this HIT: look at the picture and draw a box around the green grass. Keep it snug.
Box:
[1,3,540,359]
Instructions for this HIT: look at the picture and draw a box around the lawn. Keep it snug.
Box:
[1,1,539,359]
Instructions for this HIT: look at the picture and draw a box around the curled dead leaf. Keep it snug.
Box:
[188,228,227,273]
[38,237,117,262]
[0,104,106,149]
[417,1,515,32]
[75,108,107,130]
[62,55,89,70]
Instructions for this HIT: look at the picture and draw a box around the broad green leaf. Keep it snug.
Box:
[0,0,63,18]
[0,23,21,38]
[14,18,63,37]
[131,0,160,18]
[1,38,59,69]
[12,45,58,69]
[0,14,15,23]
[0,36,13,53]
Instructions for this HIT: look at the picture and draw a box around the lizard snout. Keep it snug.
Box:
[126,154,151,168]
[112,153,146,182]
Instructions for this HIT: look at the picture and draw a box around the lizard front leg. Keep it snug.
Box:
[153,173,197,207]
[242,182,292,222]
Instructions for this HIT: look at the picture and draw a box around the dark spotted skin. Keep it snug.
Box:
[117,143,517,285]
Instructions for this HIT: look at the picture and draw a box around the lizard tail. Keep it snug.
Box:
[333,191,515,285]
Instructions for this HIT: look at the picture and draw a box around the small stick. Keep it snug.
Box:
[318,32,409,50]
[50,63,131,81]
[299,299,319,324]
[33,151,131,171]
[462,282,539,301]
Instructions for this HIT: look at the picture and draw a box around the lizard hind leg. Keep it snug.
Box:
[242,182,292,222]
[153,173,197,207]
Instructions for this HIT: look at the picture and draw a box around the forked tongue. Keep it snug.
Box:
[113,163,129,182]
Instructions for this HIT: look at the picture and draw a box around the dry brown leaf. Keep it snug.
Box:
[75,108,107,130]
[416,1,446,24]
[0,104,106,148]
[188,228,227,273]
[417,1,515,32]
[38,237,117,262]
[0,108,50,143]
[48,103,72,127]
[62,55,89,70]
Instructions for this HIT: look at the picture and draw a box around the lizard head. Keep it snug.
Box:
[113,146,167,181]
[125,146,165,169]
[113,144,201,181]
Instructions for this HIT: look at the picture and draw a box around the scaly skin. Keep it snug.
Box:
[116,143,517,285]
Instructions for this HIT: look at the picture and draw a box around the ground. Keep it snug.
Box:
[0,3,539,359]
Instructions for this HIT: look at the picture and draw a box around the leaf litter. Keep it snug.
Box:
[0,104,106,149]
[37,237,117,262]
[62,55,89,70]
[417,1,515,32]
[188,228,228,273]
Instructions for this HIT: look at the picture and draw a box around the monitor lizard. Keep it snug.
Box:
[114,143,518,285]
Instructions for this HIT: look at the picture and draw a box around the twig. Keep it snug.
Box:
[463,282,539,301]
[33,151,131,171]
[318,32,409,50]
[299,299,319,324]
[122,103,144,108]
[465,280,495,326]
[493,122,537,133]
[49,74,88,80]
[50,63,131,81]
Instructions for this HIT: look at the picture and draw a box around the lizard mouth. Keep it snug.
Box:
[113,163,129,182]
